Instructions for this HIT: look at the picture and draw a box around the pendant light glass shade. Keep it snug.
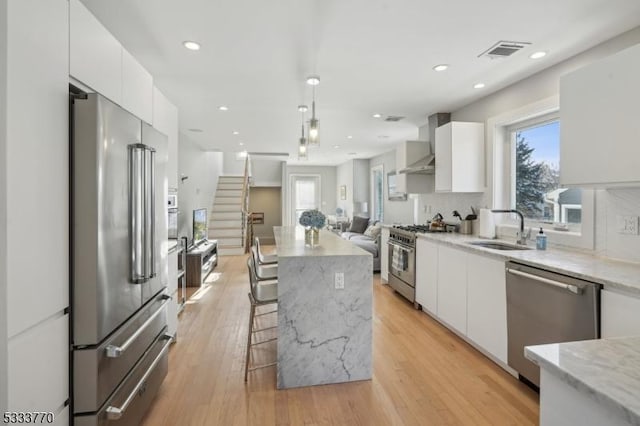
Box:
[308,100,319,146]
[298,123,308,160]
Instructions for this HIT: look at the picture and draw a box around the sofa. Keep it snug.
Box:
[340,216,381,272]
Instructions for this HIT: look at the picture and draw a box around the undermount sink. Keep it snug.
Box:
[468,241,532,251]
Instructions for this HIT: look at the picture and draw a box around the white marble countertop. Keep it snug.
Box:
[274,226,370,257]
[416,232,640,296]
[526,337,640,425]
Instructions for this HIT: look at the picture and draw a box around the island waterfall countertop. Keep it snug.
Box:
[526,337,640,425]
[273,226,373,389]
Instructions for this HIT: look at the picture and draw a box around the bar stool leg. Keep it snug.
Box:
[244,297,256,382]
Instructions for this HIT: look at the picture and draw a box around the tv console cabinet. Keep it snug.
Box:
[186,239,218,287]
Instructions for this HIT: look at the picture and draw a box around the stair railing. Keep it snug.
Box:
[241,155,251,253]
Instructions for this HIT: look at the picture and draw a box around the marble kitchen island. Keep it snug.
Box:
[273,226,373,389]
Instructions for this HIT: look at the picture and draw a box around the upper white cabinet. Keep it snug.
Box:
[122,48,153,124]
[415,238,438,315]
[435,122,485,192]
[466,254,508,363]
[70,0,122,104]
[601,289,640,338]
[560,43,640,187]
[70,0,155,123]
[395,141,430,194]
[152,87,179,188]
[437,245,468,334]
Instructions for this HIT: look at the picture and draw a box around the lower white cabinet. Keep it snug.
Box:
[381,227,390,282]
[415,238,438,315]
[467,254,508,363]
[601,289,640,338]
[437,246,468,334]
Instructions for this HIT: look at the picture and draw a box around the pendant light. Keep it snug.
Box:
[297,105,308,160]
[306,75,320,147]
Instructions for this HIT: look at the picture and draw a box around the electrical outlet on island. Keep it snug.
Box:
[335,272,345,289]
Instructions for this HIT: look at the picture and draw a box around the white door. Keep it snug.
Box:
[289,175,321,225]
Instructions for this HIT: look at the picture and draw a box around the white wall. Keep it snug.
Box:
[336,160,353,216]
[283,165,337,224]
[178,134,223,243]
[369,151,414,224]
[251,159,283,186]
[353,159,370,212]
[223,151,246,175]
[0,0,8,412]
[5,0,69,415]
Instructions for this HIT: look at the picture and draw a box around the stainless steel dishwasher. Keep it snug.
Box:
[505,261,601,388]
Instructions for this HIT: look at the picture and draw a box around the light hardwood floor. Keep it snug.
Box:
[142,253,539,425]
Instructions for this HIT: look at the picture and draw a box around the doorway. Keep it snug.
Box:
[288,174,321,225]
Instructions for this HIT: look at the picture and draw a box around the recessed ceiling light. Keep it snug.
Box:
[183,41,201,51]
[346,135,353,139]
[433,64,449,72]
[306,76,320,86]
[333,145,340,149]
[188,128,203,133]
[218,106,229,111]
[238,142,244,146]
[473,83,485,89]
[377,135,390,139]
[529,51,547,59]
[298,105,308,112]
[372,113,382,118]
[232,131,239,135]
[348,152,357,156]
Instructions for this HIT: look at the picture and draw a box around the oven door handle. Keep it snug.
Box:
[388,241,414,252]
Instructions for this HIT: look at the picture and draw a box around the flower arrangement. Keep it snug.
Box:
[299,209,326,229]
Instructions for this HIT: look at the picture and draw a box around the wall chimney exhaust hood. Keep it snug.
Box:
[398,146,435,174]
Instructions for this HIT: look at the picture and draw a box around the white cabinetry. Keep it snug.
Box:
[435,122,485,192]
[467,254,508,363]
[415,238,438,315]
[380,227,390,282]
[436,245,468,334]
[122,48,153,124]
[560,43,640,187]
[70,0,122,104]
[601,289,640,338]
[153,87,179,189]
[395,141,430,194]
[70,0,156,123]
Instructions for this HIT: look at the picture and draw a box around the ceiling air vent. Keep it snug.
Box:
[479,41,531,59]
[384,115,404,122]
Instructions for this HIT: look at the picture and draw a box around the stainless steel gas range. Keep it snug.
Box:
[388,225,445,308]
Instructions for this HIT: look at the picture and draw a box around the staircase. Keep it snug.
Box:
[209,175,246,255]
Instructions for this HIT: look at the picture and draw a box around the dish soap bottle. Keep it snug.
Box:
[536,227,547,250]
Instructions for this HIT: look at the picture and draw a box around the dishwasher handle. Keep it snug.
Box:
[506,268,583,295]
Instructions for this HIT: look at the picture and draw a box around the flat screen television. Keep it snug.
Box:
[192,208,207,244]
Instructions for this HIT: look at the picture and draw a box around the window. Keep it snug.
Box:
[289,175,321,225]
[510,118,582,231]
[371,165,384,222]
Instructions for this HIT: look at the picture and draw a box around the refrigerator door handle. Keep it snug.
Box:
[105,294,171,358]
[105,333,173,420]
[149,148,156,278]
[129,144,146,284]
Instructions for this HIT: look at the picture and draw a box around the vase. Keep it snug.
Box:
[305,227,320,247]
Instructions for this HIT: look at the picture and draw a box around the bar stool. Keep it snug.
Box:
[251,246,278,281]
[254,237,278,265]
[244,256,278,382]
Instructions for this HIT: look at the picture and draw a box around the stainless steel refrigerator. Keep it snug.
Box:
[71,93,171,426]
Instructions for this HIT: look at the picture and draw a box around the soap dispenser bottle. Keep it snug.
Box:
[536,227,547,250]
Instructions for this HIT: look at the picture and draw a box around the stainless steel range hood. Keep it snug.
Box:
[398,150,435,174]
[398,113,450,175]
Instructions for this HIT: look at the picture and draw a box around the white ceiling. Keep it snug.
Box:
[81,0,640,165]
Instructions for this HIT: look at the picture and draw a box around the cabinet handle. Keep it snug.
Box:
[105,334,172,420]
[105,295,170,358]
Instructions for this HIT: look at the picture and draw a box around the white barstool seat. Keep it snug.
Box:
[255,237,278,265]
[251,246,278,281]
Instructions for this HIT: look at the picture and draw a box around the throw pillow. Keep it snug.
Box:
[363,224,381,239]
[349,215,369,234]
